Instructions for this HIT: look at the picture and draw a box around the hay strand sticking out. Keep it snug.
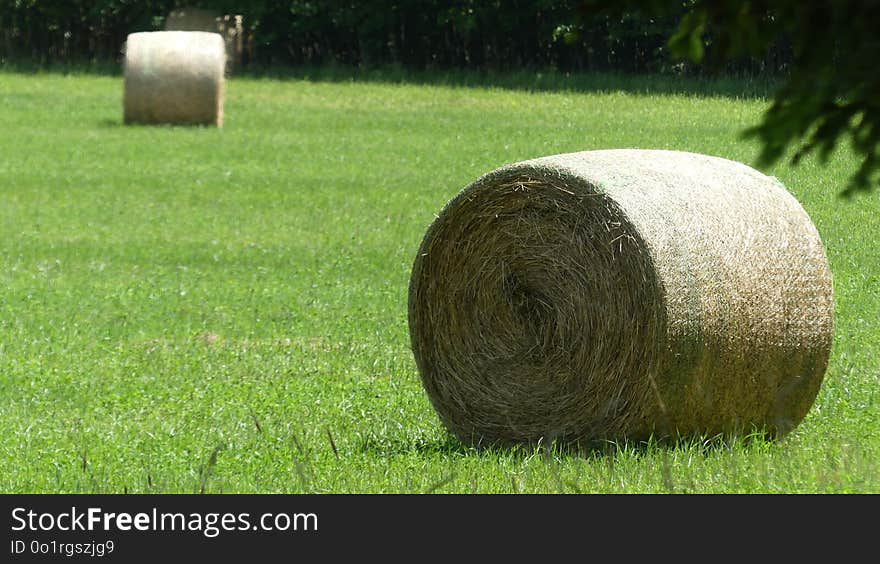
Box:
[123,31,226,126]
[408,149,834,446]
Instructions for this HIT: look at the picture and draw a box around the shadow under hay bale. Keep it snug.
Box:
[408,149,834,447]
[122,31,226,127]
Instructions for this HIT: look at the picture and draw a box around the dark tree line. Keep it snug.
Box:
[0,1,790,74]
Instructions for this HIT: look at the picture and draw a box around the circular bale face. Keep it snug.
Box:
[408,149,834,447]
[123,31,226,126]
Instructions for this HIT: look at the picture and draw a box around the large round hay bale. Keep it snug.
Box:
[408,149,834,446]
[123,31,226,126]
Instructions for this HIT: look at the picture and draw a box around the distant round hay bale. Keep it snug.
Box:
[123,31,226,126]
[408,149,834,447]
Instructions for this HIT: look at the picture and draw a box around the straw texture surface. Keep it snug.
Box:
[123,31,226,126]
[408,149,834,446]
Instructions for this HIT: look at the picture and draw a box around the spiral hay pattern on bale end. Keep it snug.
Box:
[408,149,834,447]
[123,31,226,127]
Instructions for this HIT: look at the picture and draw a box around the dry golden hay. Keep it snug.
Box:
[408,149,834,447]
[123,31,226,126]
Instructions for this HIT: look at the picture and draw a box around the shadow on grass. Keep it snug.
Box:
[97,118,221,129]
[355,429,777,493]
[357,428,775,461]
[0,58,123,77]
[357,433,474,458]
[239,63,780,100]
[1,58,780,100]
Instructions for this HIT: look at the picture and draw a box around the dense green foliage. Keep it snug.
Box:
[581,0,880,195]
[1,70,877,493]
[0,0,785,73]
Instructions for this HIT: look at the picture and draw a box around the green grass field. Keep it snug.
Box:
[0,69,877,493]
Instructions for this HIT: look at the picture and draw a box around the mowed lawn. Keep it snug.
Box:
[0,69,877,493]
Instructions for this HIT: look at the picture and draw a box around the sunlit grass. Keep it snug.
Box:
[0,69,876,493]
